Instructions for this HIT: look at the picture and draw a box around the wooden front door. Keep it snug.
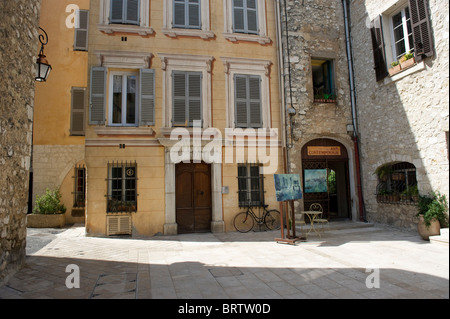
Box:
[176,163,212,234]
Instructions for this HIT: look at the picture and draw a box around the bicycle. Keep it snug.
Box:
[233,204,281,233]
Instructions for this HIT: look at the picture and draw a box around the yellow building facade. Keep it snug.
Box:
[35,0,286,237]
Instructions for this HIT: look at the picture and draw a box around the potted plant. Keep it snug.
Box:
[399,51,415,69]
[416,192,449,240]
[374,164,393,182]
[27,188,67,228]
[389,61,401,76]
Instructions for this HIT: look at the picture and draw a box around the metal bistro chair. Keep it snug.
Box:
[309,203,329,234]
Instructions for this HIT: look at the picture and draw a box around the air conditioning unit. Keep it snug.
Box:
[107,215,132,236]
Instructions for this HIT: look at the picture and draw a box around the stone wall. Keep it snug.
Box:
[0,0,41,285]
[349,0,449,229]
[279,0,356,214]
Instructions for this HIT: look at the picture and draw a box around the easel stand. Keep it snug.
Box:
[275,200,306,245]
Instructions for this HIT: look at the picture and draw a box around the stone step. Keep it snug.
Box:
[293,218,374,231]
[429,228,449,246]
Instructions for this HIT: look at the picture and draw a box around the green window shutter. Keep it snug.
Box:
[110,0,124,23]
[74,10,89,51]
[172,71,202,127]
[126,0,140,25]
[139,69,155,126]
[89,67,106,125]
[71,87,86,135]
[235,74,248,128]
[409,0,434,61]
[233,0,245,32]
[234,74,261,128]
[188,0,201,28]
[370,15,388,82]
[246,0,258,34]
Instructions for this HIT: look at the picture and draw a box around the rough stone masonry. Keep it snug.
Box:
[0,0,41,285]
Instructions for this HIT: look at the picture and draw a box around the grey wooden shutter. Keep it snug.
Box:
[126,0,140,25]
[140,69,155,126]
[173,72,187,126]
[370,15,388,81]
[409,0,434,61]
[235,75,248,127]
[246,0,258,34]
[188,72,202,126]
[74,10,89,51]
[188,0,201,28]
[248,75,262,128]
[71,87,86,135]
[174,0,186,27]
[89,67,106,125]
[233,0,245,32]
[111,0,124,23]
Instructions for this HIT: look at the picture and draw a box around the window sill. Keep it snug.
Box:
[97,24,155,36]
[95,126,155,136]
[162,28,215,39]
[222,32,271,45]
[384,61,425,85]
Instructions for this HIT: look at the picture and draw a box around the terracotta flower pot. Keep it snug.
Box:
[417,215,440,240]
[400,57,415,69]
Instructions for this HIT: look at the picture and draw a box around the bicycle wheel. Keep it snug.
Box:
[233,211,254,233]
[264,209,281,230]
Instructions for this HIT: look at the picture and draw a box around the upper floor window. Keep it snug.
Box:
[110,72,138,126]
[223,0,270,44]
[173,0,201,29]
[370,0,434,82]
[74,10,89,51]
[111,0,140,25]
[98,0,154,35]
[162,0,213,39]
[234,74,262,128]
[391,7,414,61]
[312,58,336,103]
[172,71,203,127]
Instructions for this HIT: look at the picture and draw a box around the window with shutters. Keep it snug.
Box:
[234,74,262,128]
[74,10,89,51]
[98,0,154,35]
[107,161,138,213]
[237,162,265,207]
[172,71,202,127]
[89,67,155,127]
[71,87,86,136]
[223,0,270,44]
[162,0,213,39]
[370,0,434,82]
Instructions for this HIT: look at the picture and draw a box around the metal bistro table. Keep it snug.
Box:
[302,211,323,237]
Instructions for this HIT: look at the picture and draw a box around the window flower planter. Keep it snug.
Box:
[388,64,402,76]
[400,56,415,70]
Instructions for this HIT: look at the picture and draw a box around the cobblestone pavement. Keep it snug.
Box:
[0,222,448,300]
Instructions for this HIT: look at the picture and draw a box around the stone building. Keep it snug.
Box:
[278,0,361,221]
[349,0,449,229]
[0,0,41,285]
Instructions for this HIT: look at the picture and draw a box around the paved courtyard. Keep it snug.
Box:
[0,222,448,300]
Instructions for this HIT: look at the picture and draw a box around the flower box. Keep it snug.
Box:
[400,57,415,70]
[388,64,402,76]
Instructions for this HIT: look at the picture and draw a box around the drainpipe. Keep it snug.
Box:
[342,0,366,222]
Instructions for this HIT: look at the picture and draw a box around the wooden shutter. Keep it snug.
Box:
[235,75,248,127]
[188,72,202,126]
[246,0,258,34]
[173,72,187,126]
[71,87,86,135]
[110,0,124,23]
[139,69,155,126]
[233,0,245,32]
[174,0,186,27]
[126,0,140,25]
[370,15,388,82]
[248,76,262,128]
[89,67,106,125]
[188,0,201,28]
[74,10,89,51]
[409,0,434,61]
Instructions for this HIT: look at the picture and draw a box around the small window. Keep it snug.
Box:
[107,161,137,213]
[172,71,202,127]
[238,163,265,207]
[391,7,414,61]
[312,59,336,103]
[110,0,140,25]
[73,165,86,208]
[375,162,418,205]
[173,0,201,29]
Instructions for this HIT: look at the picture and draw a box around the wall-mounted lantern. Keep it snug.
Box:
[35,27,52,82]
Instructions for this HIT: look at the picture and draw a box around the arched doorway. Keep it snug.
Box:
[301,139,351,220]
